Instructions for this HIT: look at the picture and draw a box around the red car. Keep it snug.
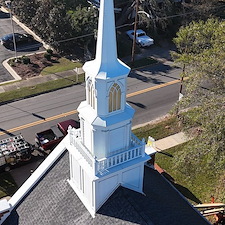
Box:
[57,119,80,135]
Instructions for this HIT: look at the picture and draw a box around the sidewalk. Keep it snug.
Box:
[155,132,191,151]
[145,131,191,157]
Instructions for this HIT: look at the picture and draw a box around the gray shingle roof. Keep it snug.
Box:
[3,152,210,225]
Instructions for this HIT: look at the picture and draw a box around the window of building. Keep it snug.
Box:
[87,80,95,109]
[109,83,121,112]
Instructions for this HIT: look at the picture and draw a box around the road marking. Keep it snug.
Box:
[0,79,180,136]
[0,110,77,136]
[127,79,180,98]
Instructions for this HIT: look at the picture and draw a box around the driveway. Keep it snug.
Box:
[0,9,44,83]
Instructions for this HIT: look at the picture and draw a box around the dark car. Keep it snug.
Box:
[0,10,10,18]
[0,33,34,49]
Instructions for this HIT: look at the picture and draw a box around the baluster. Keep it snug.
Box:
[68,125,73,145]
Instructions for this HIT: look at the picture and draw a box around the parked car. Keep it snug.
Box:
[0,33,34,49]
[57,119,80,136]
[126,29,154,47]
[0,10,10,18]
[35,119,80,151]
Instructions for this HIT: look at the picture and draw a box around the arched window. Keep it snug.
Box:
[109,83,121,112]
[87,80,95,109]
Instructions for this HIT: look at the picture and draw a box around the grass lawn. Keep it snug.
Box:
[154,142,224,205]
[41,58,82,75]
[0,74,85,103]
[133,116,182,141]
[0,172,18,198]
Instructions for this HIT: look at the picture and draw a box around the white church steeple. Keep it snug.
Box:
[67,0,150,218]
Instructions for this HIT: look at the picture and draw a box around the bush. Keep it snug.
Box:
[22,56,30,64]
[44,53,51,61]
[8,60,16,67]
[44,52,52,61]
[46,49,53,55]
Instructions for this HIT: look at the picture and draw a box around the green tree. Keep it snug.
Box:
[30,0,73,49]
[12,0,39,25]
[68,5,98,55]
[181,0,225,23]
[171,18,225,175]
[139,0,174,34]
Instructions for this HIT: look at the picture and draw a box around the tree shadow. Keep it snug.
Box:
[128,71,164,84]
[141,63,176,76]
[128,62,180,84]
[158,151,173,158]
[162,171,202,204]
[31,63,40,68]
[50,59,59,63]
[127,101,146,109]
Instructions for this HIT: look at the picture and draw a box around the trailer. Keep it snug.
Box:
[0,134,33,171]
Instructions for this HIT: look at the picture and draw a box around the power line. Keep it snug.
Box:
[53,3,225,44]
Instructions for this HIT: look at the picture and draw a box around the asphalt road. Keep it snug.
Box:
[0,61,181,145]
[0,10,44,82]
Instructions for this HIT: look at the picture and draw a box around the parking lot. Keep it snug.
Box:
[0,8,44,83]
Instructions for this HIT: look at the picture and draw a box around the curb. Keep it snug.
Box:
[2,58,22,84]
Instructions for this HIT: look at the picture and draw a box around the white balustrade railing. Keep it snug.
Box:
[97,143,144,173]
[68,127,145,175]
[131,133,142,146]
[68,127,95,168]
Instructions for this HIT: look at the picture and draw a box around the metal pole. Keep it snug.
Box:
[6,1,17,60]
[131,0,139,64]
[178,64,185,100]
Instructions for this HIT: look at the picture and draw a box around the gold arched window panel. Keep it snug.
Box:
[109,83,121,112]
[87,80,95,109]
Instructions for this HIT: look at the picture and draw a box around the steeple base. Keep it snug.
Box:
[68,150,150,218]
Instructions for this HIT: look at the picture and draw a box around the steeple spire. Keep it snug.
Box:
[83,0,130,79]
[95,0,117,65]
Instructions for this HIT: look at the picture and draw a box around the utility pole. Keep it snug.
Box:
[131,0,139,64]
